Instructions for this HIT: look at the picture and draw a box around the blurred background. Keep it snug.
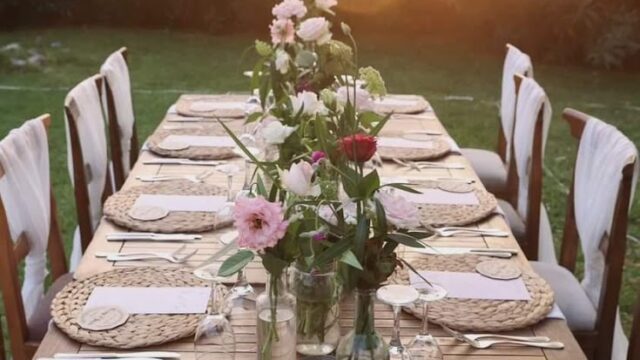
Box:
[0,0,639,355]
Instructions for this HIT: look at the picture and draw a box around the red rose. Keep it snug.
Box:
[340,134,377,163]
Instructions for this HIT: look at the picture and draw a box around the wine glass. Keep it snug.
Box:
[407,283,448,360]
[377,284,420,360]
[215,164,241,201]
[193,264,236,360]
[218,231,255,310]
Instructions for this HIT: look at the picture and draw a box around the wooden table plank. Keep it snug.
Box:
[33,96,586,359]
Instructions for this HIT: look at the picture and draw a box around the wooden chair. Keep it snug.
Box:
[532,108,637,360]
[461,44,533,199]
[495,74,547,260]
[65,75,113,253]
[629,288,640,360]
[102,47,140,190]
[0,115,71,360]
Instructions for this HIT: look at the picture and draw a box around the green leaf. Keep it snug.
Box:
[296,50,317,68]
[262,252,289,278]
[255,40,273,57]
[340,249,363,270]
[370,113,392,136]
[313,237,351,268]
[373,198,387,235]
[378,183,421,194]
[354,216,369,259]
[361,170,380,198]
[218,120,275,183]
[218,250,255,277]
[387,233,425,248]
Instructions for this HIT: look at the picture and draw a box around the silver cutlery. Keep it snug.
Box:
[162,124,204,130]
[52,352,179,359]
[467,338,565,349]
[143,159,223,166]
[136,170,213,183]
[95,245,197,263]
[106,232,202,242]
[403,130,443,136]
[440,323,549,343]
[392,158,465,171]
[417,247,515,259]
[423,224,510,238]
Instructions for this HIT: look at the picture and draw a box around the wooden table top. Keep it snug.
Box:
[33,96,587,360]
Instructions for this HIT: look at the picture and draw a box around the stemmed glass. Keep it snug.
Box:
[377,284,420,360]
[215,164,241,202]
[407,283,448,360]
[193,264,236,360]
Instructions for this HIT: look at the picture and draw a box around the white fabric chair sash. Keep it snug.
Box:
[64,76,109,269]
[574,117,639,360]
[100,50,135,176]
[512,77,554,262]
[501,44,533,164]
[0,119,50,319]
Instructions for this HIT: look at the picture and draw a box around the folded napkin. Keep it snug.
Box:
[134,194,228,212]
[401,188,479,205]
[85,287,211,314]
[190,101,244,112]
[378,137,434,149]
[410,270,531,301]
[160,135,236,148]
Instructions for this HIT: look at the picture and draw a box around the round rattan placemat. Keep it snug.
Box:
[103,180,232,233]
[378,138,451,161]
[147,125,237,160]
[51,267,209,349]
[413,182,498,226]
[391,255,554,332]
[374,95,431,114]
[175,94,248,118]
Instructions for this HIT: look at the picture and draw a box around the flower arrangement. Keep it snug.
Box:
[217,0,430,358]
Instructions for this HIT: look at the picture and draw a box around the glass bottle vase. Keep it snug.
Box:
[256,272,297,360]
[336,289,389,360]
[288,262,342,356]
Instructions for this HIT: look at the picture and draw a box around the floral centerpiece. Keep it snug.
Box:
[218,1,430,359]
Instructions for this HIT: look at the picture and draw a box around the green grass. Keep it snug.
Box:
[0,27,639,355]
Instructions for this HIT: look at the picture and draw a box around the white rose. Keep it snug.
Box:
[281,161,321,197]
[261,119,297,145]
[297,17,332,45]
[272,0,307,19]
[290,91,321,115]
[315,0,338,14]
[275,49,290,74]
[375,190,420,229]
[337,86,374,112]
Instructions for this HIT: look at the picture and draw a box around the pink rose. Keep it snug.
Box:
[297,17,332,45]
[270,19,295,45]
[234,197,289,251]
[311,151,326,164]
[272,0,307,19]
[375,191,420,229]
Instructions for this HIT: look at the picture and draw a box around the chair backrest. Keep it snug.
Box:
[101,47,139,190]
[629,289,640,360]
[504,74,549,260]
[559,108,638,360]
[65,74,113,252]
[497,43,534,162]
[0,114,68,360]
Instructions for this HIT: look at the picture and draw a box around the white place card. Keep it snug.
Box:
[378,137,434,149]
[190,101,245,112]
[160,135,236,148]
[134,194,228,213]
[410,271,531,301]
[84,287,211,314]
[401,188,479,205]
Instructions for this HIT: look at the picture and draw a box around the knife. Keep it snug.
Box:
[106,233,202,242]
[416,247,515,258]
[143,159,222,166]
[53,352,180,359]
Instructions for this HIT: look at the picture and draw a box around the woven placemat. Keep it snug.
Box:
[175,94,248,118]
[414,182,498,226]
[147,125,237,160]
[391,255,554,332]
[374,95,431,114]
[103,180,232,233]
[51,267,210,349]
[378,138,451,161]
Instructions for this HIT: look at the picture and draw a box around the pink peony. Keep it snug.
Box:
[375,191,420,229]
[234,196,289,251]
[270,18,295,45]
[272,0,307,19]
[297,17,332,45]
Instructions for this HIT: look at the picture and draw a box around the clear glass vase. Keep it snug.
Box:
[336,289,389,360]
[289,262,342,356]
[256,272,297,360]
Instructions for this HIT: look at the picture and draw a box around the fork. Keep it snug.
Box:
[439,323,551,343]
[392,158,465,171]
[136,170,213,183]
[422,223,510,238]
[95,245,198,263]
[468,338,565,349]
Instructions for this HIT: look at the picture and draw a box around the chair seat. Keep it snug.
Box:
[27,272,74,342]
[497,199,526,242]
[460,148,507,196]
[531,262,597,332]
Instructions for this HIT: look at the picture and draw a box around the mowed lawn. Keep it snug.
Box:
[0,27,639,348]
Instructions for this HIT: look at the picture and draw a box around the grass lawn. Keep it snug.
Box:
[0,27,639,355]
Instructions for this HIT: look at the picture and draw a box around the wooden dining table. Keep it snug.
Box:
[33,94,587,360]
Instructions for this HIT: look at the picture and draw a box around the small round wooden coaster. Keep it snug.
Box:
[476,260,522,280]
[128,205,169,221]
[438,182,474,193]
[77,306,129,331]
[158,140,190,151]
